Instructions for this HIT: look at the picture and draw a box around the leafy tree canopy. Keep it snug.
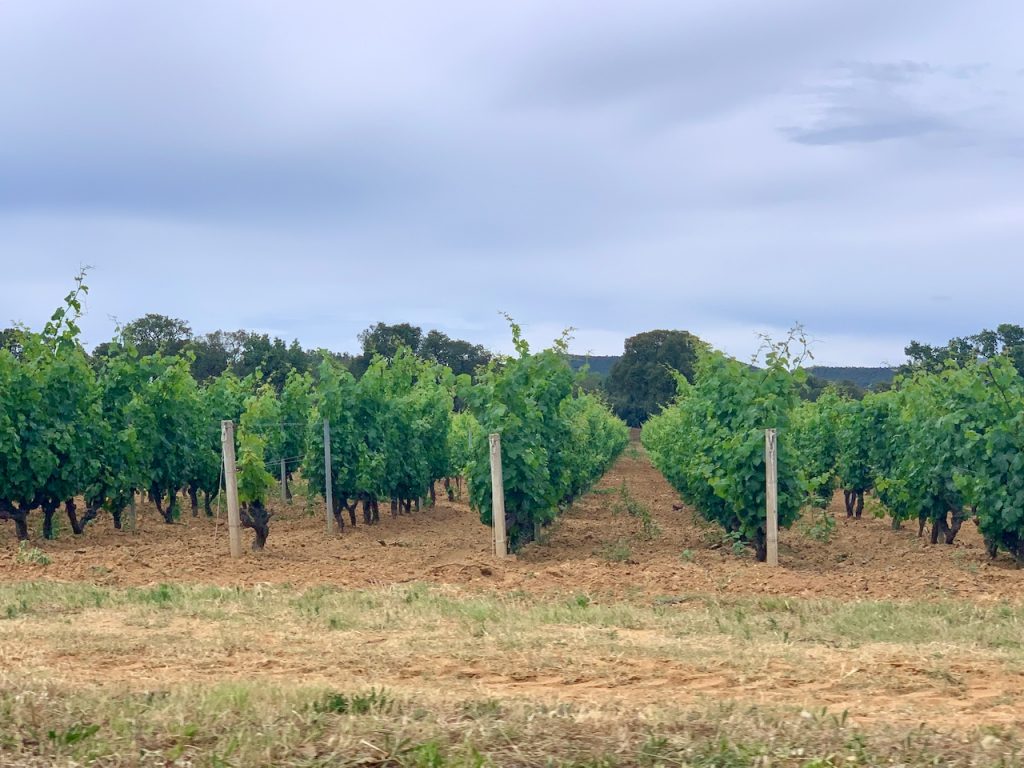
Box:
[900,324,1024,378]
[605,330,706,426]
[359,322,423,361]
[120,313,193,357]
[418,330,491,377]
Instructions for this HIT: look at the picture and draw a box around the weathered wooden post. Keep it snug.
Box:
[489,433,507,558]
[323,419,335,534]
[127,492,137,532]
[765,428,778,566]
[221,420,242,558]
[280,457,287,502]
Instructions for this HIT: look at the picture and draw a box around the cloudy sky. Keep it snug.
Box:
[2,1,1022,365]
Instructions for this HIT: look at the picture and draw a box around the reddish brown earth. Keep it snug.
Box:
[2,447,1020,602]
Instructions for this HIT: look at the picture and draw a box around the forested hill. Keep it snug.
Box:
[807,366,895,388]
[567,354,619,377]
[569,357,896,388]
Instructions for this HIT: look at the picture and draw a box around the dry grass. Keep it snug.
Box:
[3,678,1024,767]
[2,582,1024,766]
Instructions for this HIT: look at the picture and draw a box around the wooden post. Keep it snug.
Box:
[489,433,507,558]
[221,420,242,558]
[765,428,778,566]
[323,419,335,534]
[280,457,287,502]
[127,491,137,532]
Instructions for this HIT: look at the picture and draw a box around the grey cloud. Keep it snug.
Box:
[509,2,937,127]
[840,60,937,84]
[783,60,1022,149]
[1,1,1024,369]
[787,115,948,145]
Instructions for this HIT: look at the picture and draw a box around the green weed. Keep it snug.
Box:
[15,542,50,566]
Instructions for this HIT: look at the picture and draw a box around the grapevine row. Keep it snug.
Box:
[1,283,628,552]
[644,340,1024,563]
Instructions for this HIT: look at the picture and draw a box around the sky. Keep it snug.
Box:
[2,1,1022,366]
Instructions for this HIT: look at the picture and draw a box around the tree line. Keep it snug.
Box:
[1,314,493,393]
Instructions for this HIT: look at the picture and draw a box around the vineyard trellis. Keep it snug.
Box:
[1,279,629,557]
[645,331,1024,564]
[12,277,1022,568]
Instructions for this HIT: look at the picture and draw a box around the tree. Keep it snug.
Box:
[118,314,193,357]
[0,327,26,359]
[418,330,491,377]
[359,322,423,359]
[185,332,232,382]
[353,323,423,376]
[605,330,705,426]
[236,333,291,389]
[801,373,865,402]
[185,330,318,386]
[900,324,1024,377]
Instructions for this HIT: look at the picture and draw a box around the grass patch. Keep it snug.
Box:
[610,481,661,540]
[2,582,1024,764]
[0,679,1019,766]
[14,543,50,566]
[2,582,1024,652]
[597,539,633,563]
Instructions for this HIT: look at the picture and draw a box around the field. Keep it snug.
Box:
[3,446,1024,766]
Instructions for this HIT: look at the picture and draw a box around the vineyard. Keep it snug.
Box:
[4,284,1024,766]
[643,331,1024,566]
[0,280,627,553]
[8,282,1023,569]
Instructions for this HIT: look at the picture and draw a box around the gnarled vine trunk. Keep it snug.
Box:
[42,500,59,540]
[239,500,272,551]
[65,499,85,535]
[752,529,768,563]
[843,490,864,518]
[0,500,30,541]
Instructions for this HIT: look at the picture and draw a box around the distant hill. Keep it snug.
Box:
[567,357,895,388]
[807,366,895,389]
[568,354,620,377]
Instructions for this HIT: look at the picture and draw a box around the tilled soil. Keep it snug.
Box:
[2,447,1020,602]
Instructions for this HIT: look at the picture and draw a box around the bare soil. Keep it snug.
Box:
[2,448,1021,602]
[4,447,1024,765]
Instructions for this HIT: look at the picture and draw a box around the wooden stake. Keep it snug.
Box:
[489,433,507,558]
[280,457,287,502]
[323,419,335,534]
[765,428,778,566]
[127,492,137,532]
[221,420,242,558]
